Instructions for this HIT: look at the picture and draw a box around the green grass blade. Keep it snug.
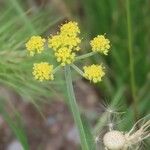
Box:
[126,0,139,121]
[0,98,29,150]
[8,0,36,33]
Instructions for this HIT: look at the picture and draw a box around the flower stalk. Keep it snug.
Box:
[64,65,89,150]
[71,64,84,76]
[75,52,96,60]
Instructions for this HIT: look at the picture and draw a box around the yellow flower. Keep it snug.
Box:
[90,35,110,55]
[48,34,81,51]
[55,47,75,66]
[26,36,46,56]
[60,21,80,37]
[48,34,62,51]
[48,21,81,52]
[32,62,54,81]
[83,64,105,83]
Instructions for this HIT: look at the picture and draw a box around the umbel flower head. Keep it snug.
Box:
[48,21,81,66]
[25,21,111,82]
[60,21,80,37]
[55,47,75,66]
[32,62,54,81]
[48,34,81,52]
[90,35,110,55]
[83,65,105,83]
[26,36,46,56]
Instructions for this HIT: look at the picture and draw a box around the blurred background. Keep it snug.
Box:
[0,0,149,149]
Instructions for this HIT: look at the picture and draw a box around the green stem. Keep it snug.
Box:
[53,65,61,74]
[64,66,89,150]
[75,52,96,60]
[126,0,139,121]
[71,64,84,76]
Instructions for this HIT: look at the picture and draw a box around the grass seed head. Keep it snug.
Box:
[103,130,126,150]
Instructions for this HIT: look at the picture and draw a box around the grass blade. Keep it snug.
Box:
[0,98,29,150]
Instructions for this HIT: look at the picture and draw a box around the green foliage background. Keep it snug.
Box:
[0,0,149,149]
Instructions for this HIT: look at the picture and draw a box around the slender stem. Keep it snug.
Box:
[53,65,61,74]
[126,0,139,121]
[71,64,84,76]
[75,52,96,60]
[64,66,89,150]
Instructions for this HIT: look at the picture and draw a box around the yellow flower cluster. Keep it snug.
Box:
[26,21,111,82]
[26,36,46,56]
[90,35,110,55]
[55,47,75,66]
[60,21,80,37]
[32,62,54,81]
[48,21,81,65]
[83,64,105,83]
[48,34,81,52]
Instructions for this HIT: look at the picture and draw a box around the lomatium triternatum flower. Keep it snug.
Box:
[26,36,46,56]
[60,21,80,36]
[83,65,105,83]
[48,21,81,66]
[32,62,54,81]
[90,35,110,55]
[54,47,75,66]
[26,21,111,82]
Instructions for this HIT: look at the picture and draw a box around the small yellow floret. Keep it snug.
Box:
[83,64,105,83]
[60,21,80,37]
[26,36,46,56]
[32,62,54,81]
[90,35,110,55]
[55,47,75,66]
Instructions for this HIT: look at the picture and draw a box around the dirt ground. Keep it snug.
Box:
[0,79,103,150]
